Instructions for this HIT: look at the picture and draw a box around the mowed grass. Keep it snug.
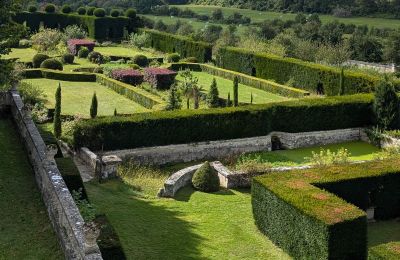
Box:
[0,120,62,259]
[22,78,149,116]
[3,48,38,62]
[176,71,289,104]
[95,46,162,58]
[172,4,400,29]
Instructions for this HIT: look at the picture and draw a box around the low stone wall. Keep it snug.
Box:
[4,91,102,260]
[79,147,99,171]
[104,128,366,166]
[158,164,202,197]
[381,135,400,149]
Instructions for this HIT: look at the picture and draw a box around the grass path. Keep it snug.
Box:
[0,120,62,259]
[22,79,149,116]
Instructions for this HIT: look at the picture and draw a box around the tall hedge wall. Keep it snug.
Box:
[252,159,400,259]
[216,47,400,96]
[72,94,374,150]
[140,29,212,63]
[13,12,141,40]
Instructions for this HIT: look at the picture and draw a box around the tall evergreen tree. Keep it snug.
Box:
[53,83,62,138]
[90,92,98,119]
[339,68,345,95]
[226,92,232,107]
[206,78,219,108]
[373,78,399,129]
[166,85,182,111]
[233,76,239,107]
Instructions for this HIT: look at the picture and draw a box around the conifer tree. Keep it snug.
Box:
[226,92,232,107]
[53,83,62,138]
[207,78,219,108]
[166,85,182,110]
[90,92,98,119]
[233,76,239,107]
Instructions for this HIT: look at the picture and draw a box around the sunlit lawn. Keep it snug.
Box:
[3,48,38,62]
[96,46,162,58]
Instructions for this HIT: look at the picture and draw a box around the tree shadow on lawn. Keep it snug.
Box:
[175,186,235,202]
[86,181,209,259]
[367,219,400,247]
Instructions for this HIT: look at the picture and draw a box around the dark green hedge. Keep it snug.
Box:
[24,69,97,82]
[252,159,400,259]
[140,29,212,63]
[12,12,141,40]
[73,94,374,150]
[216,47,400,96]
[369,242,400,259]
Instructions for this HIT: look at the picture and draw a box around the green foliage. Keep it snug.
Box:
[77,7,86,15]
[373,79,399,129]
[167,53,181,63]
[78,47,89,58]
[132,54,148,67]
[86,7,95,16]
[110,9,120,17]
[73,94,374,150]
[128,32,150,50]
[24,68,97,82]
[28,5,37,13]
[56,157,88,199]
[44,4,56,13]
[72,189,96,222]
[31,28,63,52]
[88,51,103,64]
[54,83,62,138]
[18,82,44,106]
[166,85,182,111]
[305,148,351,166]
[206,78,219,108]
[226,92,231,107]
[63,24,87,42]
[90,92,98,119]
[339,67,345,95]
[139,28,212,63]
[32,54,49,68]
[40,59,63,71]
[114,108,117,116]
[125,8,137,19]
[369,242,400,259]
[233,76,239,107]
[62,53,75,64]
[94,8,106,17]
[192,162,220,192]
[61,5,72,14]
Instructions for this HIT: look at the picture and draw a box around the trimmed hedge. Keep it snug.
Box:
[12,12,141,40]
[40,59,63,71]
[144,68,177,89]
[32,53,49,68]
[24,69,97,82]
[216,47,400,96]
[252,159,400,259]
[140,28,212,63]
[72,94,374,150]
[369,242,400,259]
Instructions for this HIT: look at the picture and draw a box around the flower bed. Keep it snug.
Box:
[67,39,95,56]
[144,68,177,89]
[111,69,144,86]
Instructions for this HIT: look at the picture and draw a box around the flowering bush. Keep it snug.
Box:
[144,68,177,89]
[111,69,144,86]
[67,39,95,56]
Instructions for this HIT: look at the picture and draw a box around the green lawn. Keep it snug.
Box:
[176,71,289,104]
[63,57,96,72]
[237,141,381,167]
[0,120,62,259]
[22,78,149,116]
[95,46,162,58]
[172,4,400,29]
[3,48,38,62]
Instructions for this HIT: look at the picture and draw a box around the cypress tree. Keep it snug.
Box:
[250,93,253,104]
[114,108,117,116]
[233,76,239,107]
[206,78,219,108]
[90,92,98,119]
[226,92,232,107]
[53,83,62,138]
[339,68,345,95]
[186,98,190,109]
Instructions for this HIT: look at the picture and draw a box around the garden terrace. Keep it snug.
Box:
[252,159,400,259]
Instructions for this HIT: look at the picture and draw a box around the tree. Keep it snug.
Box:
[211,9,223,21]
[90,92,98,119]
[54,83,62,138]
[128,32,150,50]
[114,108,117,116]
[206,78,219,108]
[233,76,239,107]
[226,92,232,107]
[384,30,400,69]
[339,68,345,95]
[251,93,253,104]
[179,69,202,109]
[166,85,182,111]
[373,79,399,130]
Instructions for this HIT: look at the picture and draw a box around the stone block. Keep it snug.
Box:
[100,155,122,180]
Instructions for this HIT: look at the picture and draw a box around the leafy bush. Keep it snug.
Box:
[167,53,181,63]
[32,54,49,68]
[62,53,75,64]
[305,148,351,166]
[63,25,88,43]
[18,82,44,106]
[28,5,37,13]
[40,59,63,71]
[61,5,72,14]
[86,7,95,16]
[18,39,32,48]
[72,189,96,222]
[369,242,400,260]
[77,7,86,15]
[31,28,63,52]
[94,8,106,17]
[182,57,198,63]
[125,8,137,19]
[44,4,56,13]
[192,162,220,192]
[88,51,104,64]
[128,32,150,50]
[110,9,120,17]
[78,47,90,58]
[132,54,148,67]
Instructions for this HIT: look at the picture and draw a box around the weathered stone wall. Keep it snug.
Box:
[3,91,102,260]
[103,128,365,166]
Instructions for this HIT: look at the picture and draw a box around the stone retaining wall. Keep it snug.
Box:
[3,91,102,260]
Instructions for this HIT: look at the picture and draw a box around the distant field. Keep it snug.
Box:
[172,4,400,29]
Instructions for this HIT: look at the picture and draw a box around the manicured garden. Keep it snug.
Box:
[0,120,62,259]
[3,48,38,62]
[22,78,149,116]
[96,46,161,59]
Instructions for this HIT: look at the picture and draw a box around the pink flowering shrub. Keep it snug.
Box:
[144,68,177,89]
[67,39,95,56]
[111,69,144,86]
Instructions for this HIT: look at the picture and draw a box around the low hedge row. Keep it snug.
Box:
[252,159,400,259]
[72,94,374,150]
[369,242,400,259]
[24,69,97,82]
[216,47,400,96]
[140,28,212,63]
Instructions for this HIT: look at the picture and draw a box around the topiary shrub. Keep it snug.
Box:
[128,63,141,70]
[192,162,220,193]
[125,8,136,19]
[28,5,37,13]
[132,54,148,67]
[61,5,72,14]
[32,54,50,68]
[62,53,75,64]
[167,53,181,63]
[78,47,90,58]
[88,51,103,63]
[93,8,106,17]
[40,59,63,71]
[110,9,120,17]
[44,4,56,13]
[77,7,86,15]
[86,7,96,16]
